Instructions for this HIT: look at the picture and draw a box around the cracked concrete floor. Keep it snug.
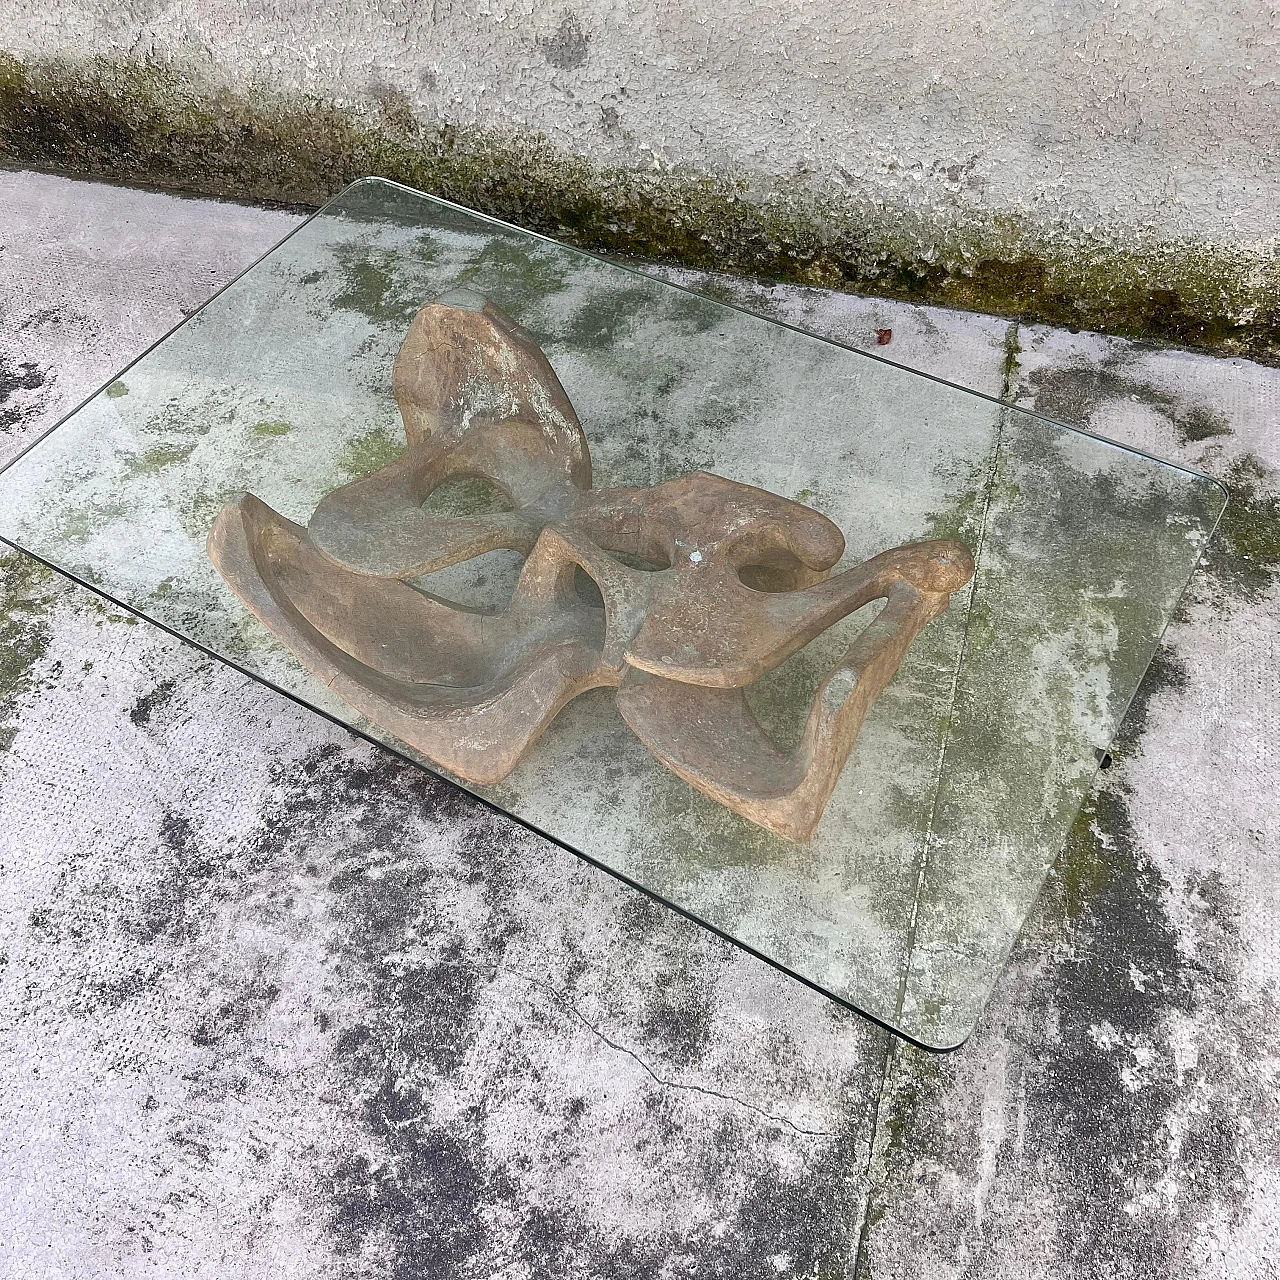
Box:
[0,170,1277,1279]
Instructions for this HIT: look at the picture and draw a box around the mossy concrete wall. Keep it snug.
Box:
[2,1,1278,359]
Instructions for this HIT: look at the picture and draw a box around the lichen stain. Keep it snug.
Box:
[246,741,872,1277]
[1025,352,1235,448]
[128,673,180,727]
[857,340,1280,1271]
[3,52,1278,364]
[452,237,571,321]
[861,643,1266,1277]
[1203,453,1280,602]
[0,353,47,430]
[329,238,441,329]
[0,550,57,752]
[537,14,592,71]
[336,424,406,481]
[1022,353,1280,604]
[1019,650,1258,1275]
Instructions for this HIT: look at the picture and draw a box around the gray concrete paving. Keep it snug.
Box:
[1,170,1277,1278]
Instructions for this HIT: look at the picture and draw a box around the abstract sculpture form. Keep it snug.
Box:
[208,292,975,842]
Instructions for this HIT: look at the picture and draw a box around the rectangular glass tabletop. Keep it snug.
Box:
[0,178,1226,1049]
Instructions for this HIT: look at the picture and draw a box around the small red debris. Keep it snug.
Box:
[876,328,893,346]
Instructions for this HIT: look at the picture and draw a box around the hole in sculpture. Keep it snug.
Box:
[574,565,605,610]
[422,473,514,516]
[744,599,887,750]
[609,550,671,572]
[737,548,818,593]
[408,547,527,613]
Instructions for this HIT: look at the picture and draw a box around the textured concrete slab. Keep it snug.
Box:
[843,339,1280,1278]
[1,172,889,1278]
[2,170,1278,1278]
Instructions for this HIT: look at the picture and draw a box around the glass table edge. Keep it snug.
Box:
[0,174,1234,1050]
[0,529,979,1052]
[0,174,1232,508]
[913,505,1228,1051]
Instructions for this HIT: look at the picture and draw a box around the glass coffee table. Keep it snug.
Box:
[0,178,1226,1050]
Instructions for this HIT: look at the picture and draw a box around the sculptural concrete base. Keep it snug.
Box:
[209,294,974,841]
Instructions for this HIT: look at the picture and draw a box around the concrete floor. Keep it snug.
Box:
[0,171,1277,1279]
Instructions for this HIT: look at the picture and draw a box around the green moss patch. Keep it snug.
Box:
[0,551,58,752]
[3,52,1278,364]
[336,425,405,482]
[1206,454,1280,601]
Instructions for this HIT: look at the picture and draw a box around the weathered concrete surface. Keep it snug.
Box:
[0,174,890,1278]
[2,170,1279,1277]
[3,0,1279,357]
[701,280,1280,1278]
[9,0,1280,244]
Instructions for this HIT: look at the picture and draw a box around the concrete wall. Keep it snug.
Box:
[5,167,1280,1280]
[3,1,1278,353]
